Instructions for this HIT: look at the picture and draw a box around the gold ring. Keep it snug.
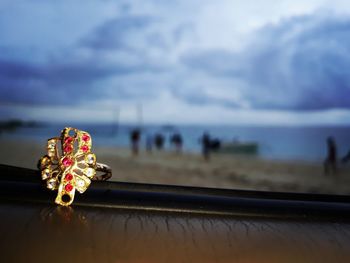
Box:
[38,127,112,206]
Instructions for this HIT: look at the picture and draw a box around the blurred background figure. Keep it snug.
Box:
[170,132,183,154]
[154,133,165,151]
[201,132,211,161]
[130,128,141,156]
[324,136,337,175]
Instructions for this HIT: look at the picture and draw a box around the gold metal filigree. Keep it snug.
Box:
[39,127,96,206]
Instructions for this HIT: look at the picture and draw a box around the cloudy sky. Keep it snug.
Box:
[1,0,350,125]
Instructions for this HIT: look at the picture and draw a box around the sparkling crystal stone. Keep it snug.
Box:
[82,134,90,142]
[86,153,96,165]
[75,176,90,193]
[65,183,73,192]
[81,145,89,152]
[64,145,73,153]
[64,137,74,144]
[85,167,95,178]
[62,157,73,167]
[76,178,85,188]
[65,173,73,181]
[47,178,57,190]
[41,168,50,180]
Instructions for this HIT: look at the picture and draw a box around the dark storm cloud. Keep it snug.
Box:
[0,55,148,105]
[0,60,42,79]
[0,12,168,105]
[244,15,350,110]
[2,10,350,112]
[0,59,47,104]
[182,14,350,110]
[80,15,153,51]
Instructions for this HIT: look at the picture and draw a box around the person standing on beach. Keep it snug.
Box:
[170,132,183,154]
[201,132,211,161]
[130,128,141,156]
[324,136,337,175]
[154,133,165,150]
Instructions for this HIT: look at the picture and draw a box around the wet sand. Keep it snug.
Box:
[1,138,350,195]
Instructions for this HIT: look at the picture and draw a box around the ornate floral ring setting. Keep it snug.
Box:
[38,127,112,206]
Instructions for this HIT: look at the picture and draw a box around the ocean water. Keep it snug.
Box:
[2,123,350,162]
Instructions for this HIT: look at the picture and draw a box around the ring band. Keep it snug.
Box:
[38,127,112,206]
[94,163,112,181]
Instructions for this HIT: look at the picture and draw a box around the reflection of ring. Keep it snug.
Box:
[38,127,112,206]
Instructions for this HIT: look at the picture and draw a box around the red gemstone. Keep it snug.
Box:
[62,157,73,167]
[81,145,89,152]
[64,145,73,153]
[82,134,90,142]
[65,183,73,192]
[64,137,73,144]
[65,173,73,181]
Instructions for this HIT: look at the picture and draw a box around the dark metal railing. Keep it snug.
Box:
[1,164,350,219]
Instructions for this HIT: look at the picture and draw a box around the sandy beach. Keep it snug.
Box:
[0,138,350,195]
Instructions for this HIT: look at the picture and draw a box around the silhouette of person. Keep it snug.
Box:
[154,133,165,150]
[170,132,183,154]
[130,128,141,156]
[324,136,337,175]
[201,132,211,161]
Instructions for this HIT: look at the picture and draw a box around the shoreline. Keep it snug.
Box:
[1,124,349,162]
[1,138,350,195]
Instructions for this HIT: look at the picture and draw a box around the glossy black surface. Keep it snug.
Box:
[1,164,350,263]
